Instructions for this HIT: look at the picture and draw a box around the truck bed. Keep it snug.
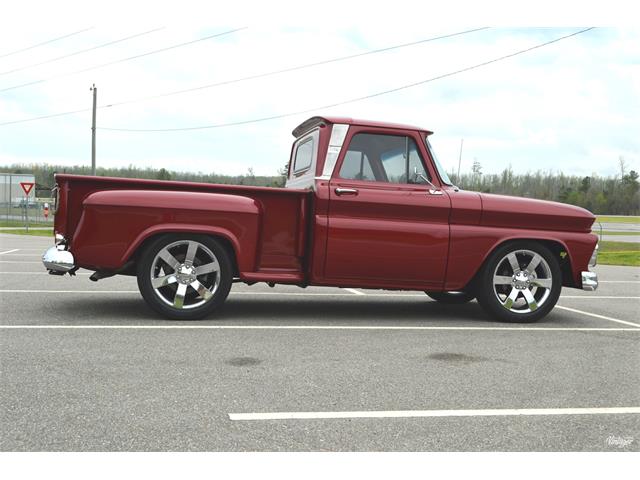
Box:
[54,174,311,278]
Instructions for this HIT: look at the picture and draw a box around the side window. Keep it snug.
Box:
[338,150,375,181]
[380,146,408,183]
[293,137,313,174]
[408,141,429,183]
[338,133,430,184]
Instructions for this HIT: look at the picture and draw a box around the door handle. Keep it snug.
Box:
[335,187,359,196]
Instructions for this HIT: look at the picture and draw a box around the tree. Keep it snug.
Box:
[579,176,591,193]
[619,156,627,178]
[156,168,172,181]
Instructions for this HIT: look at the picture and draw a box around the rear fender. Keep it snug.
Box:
[72,190,261,272]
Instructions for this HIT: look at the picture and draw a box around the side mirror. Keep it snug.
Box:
[413,166,443,195]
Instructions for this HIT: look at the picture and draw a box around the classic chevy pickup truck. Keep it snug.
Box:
[43,116,598,322]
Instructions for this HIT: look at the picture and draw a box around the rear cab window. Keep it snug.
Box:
[286,129,320,188]
[293,137,313,173]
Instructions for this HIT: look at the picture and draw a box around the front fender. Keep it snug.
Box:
[72,190,261,272]
[445,225,597,290]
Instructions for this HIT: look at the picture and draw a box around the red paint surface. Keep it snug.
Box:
[53,117,597,291]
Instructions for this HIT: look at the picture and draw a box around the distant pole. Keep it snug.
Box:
[457,138,464,182]
[90,84,97,175]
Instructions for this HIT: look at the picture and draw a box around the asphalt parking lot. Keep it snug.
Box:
[1,233,638,451]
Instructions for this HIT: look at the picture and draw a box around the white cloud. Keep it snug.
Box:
[0,11,638,177]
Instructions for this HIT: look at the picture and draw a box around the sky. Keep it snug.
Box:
[0,1,638,178]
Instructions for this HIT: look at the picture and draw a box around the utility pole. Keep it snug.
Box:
[90,84,97,175]
[457,138,464,183]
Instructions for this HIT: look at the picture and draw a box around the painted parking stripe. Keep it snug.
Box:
[560,296,640,299]
[0,271,93,275]
[345,288,365,295]
[600,281,640,284]
[0,261,41,264]
[0,289,637,299]
[0,325,638,331]
[556,305,640,328]
[0,290,378,296]
[0,249,19,255]
[0,289,637,328]
[228,406,640,421]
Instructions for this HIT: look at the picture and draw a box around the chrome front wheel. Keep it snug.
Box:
[492,249,553,314]
[476,241,561,323]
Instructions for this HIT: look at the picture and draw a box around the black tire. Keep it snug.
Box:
[137,234,233,320]
[425,291,475,304]
[475,240,561,323]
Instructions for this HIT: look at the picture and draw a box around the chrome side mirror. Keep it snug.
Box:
[413,166,443,195]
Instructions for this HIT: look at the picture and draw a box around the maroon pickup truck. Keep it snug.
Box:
[43,116,598,322]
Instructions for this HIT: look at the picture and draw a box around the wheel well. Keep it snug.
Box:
[466,238,575,291]
[125,232,240,277]
[535,239,575,288]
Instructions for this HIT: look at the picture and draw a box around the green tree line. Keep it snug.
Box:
[1,161,638,215]
[449,162,639,215]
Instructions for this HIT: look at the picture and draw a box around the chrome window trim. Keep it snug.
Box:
[321,124,349,178]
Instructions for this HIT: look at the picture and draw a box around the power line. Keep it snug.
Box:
[0,27,246,94]
[101,27,489,109]
[97,27,596,133]
[0,108,90,126]
[0,28,164,76]
[0,28,93,59]
[0,27,595,130]
[0,27,489,127]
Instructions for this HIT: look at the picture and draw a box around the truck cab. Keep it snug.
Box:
[287,116,453,291]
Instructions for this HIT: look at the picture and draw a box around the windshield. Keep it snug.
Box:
[426,137,453,186]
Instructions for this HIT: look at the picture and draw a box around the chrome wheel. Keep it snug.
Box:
[150,239,221,310]
[492,249,553,314]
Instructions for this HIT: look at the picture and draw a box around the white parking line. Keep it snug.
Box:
[0,289,637,328]
[561,296,640,299]
[0,271,92,275]
[345,288,365,295]
[0,249,19,255]
[556,305,640,328]
[600,281,640,284]
[1,325,638,331]
[0,289,637,300]
[228,406,640,421]
[0,261,41,264]
[0,289,420,296]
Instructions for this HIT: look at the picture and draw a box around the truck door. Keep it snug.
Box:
[325,130,450,288]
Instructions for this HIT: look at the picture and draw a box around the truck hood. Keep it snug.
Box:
[479,193,595,233]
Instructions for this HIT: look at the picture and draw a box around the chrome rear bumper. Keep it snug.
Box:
[581,271,598,291]
[43,246,75,273]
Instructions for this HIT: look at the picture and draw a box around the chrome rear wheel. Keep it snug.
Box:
[137,234,232,320]
[150,239,221,310]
